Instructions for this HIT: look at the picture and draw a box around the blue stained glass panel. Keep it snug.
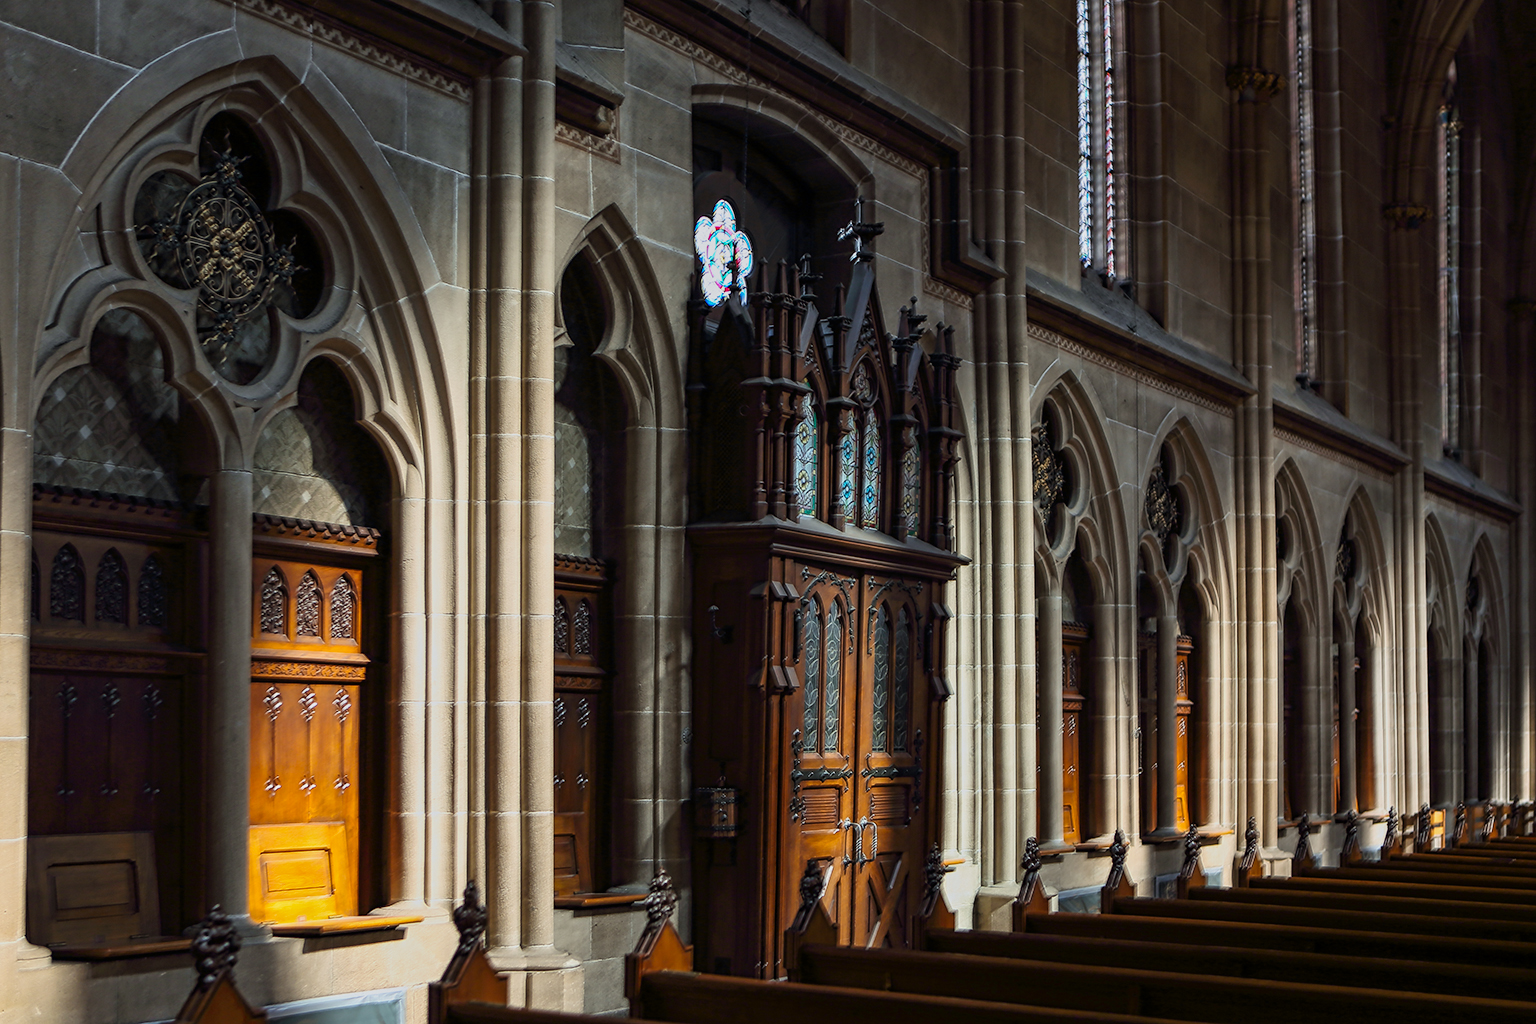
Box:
[802,603,822,747]
[693,199,753,307]
[794,393,818,519]
[862,417,881,529]
[840,428,857,522]
[823,606,842,752]
[1103,0,1116,278]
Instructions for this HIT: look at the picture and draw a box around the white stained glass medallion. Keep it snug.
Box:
[694,199,754,307]
[794,392,818,519]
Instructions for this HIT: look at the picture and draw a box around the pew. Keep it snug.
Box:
[1011,907,1536,967]
[1185,883,1536,926]
[791,943,1536,1024]
[924,927,1536,1002]
[1264,871,1536,900]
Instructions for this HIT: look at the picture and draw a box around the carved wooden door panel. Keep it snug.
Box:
[553,555,609,895]
[1174,637,1192,832]
[28,508,203,943]
[787,569,859,945]
[1062,622,1089,844]
[850,577,930,949]
[247,521,379,924]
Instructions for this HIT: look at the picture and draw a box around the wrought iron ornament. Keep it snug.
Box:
[1032,421,1067,517]
[140,145,300,360]
[1336,532,1357,583]
[1416,802,1432,850]
[1341,809,1359,860]
[1145,454,1182,544]
[1382,805,1397,852]
[1453,801,1467,844]
[923,842,952,903]
[1105,828,1128,891]
[1241,815,1259,872]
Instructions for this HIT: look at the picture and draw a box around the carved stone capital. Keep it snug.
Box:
[1226,66,1286,101]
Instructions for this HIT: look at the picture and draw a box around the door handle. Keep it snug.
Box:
[839,818,861,866]
[858,817,878,864]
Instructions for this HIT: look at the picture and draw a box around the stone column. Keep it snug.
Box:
[1466,640,1480,801]
[1155,612,1179,835]
[208,469,253,920]
[1338,634,1357,813]
[1039,588,1065,849]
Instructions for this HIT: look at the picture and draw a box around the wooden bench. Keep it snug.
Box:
[1010,908,1536,968]
[1114,891,1536,941]
[791,942,1536,1024]
[1268,870,1536,900]
[924,927,1536,1002]
[1187,882,1536,925]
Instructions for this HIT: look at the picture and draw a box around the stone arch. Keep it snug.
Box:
[30,54,451,492]
[1466,533,1507,800]
[690,83,875,201]
[1337,487,1392,813]
[1030,369,1128,590]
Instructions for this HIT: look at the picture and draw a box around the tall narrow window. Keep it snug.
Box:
[1292,0,1319,385]
[1077,0,1121,278]
[861,413,881,529]
[1439,66,1463,457]
[794,391,818,519]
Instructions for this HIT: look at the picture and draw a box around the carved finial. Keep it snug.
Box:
[837,196,885,263]
[1180,824,1201,879]
[1243,816,1259,862]
[643,867,679,928]
[1383,806,1397,852]
[192,905,241,989]
[1341,809,1360,862]
[1480,799,1495,843]
[1015,836,1043,905]
[1105,828,1128,890]
[1453,801,1467,844]
[1416,802,1432,850]
[924,842,953,901]
[453,879,488,954]
[1293,812,1312,869]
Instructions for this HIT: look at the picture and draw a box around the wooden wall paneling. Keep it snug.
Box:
[554,556,610,895]
[28,496,206,940]
[247,545,374,923]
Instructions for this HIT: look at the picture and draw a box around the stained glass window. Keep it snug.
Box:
[794,392,818,519]
[1078,0,1120,277]
[1293,0,1318,383]
[1077,0,1093,268]
[693,198,754,307]
[894,607,911,752]
[840,427,857,523]
[1439,72,1462,455]
[872,605,890,753]
[901,427,921,538]
[822,605,843,752]
[802,601,822,747]
[861,415,881,529]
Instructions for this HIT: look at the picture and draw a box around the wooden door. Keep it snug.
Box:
[1174,636,1192,832]
[553,555,610,895]
[1062,622,1089,844]
[786,572,858,944]
[247,520,379,924]
[851,589,928,949]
